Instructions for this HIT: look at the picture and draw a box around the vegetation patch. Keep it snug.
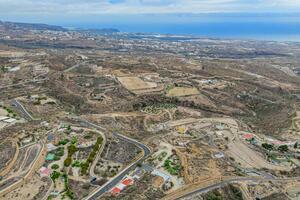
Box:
[141,103,177,114]
[64,144,78,167]
[81,136,103,175]
[163,153,181,176]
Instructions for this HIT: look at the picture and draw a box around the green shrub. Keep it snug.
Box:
[278,145,288,152]
[64,157,72,167]
[68,144,77,155]
[262,143,273,151]
[72,160,81,167]
[59,139,69,145]
[71,137,77,144]
[50,171,61,182]
[51,164,60,170]
[53,155,60,161]
[80,136,103,175]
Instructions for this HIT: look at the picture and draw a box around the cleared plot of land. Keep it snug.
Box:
[3,175,51,200]
[167,87,199,97]
[0,108,8,116]
[103,138,140,164]
[0,141,16,172]
[12,148,27,173]
[69,179,97,199]
[0,50,26,57]
[227,139,286,170]
[21,145,40,171]
[117,76,157,91]
[0,177,21,192]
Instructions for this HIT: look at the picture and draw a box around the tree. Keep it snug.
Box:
[262,143,273,151]
[68,144,77,155]
[64,157,72,167]
[51,164,59,170]
[50,171,61,182]
[278,145,288,152]
[60,73,65,81]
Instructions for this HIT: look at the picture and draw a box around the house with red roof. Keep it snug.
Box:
[110,177,134,196]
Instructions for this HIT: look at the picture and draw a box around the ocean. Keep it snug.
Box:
[71,21,300,42]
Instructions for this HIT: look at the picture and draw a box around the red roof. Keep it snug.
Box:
[243,133,254,139]
[111,187,121,195]
[40,167,51,176]
[121,178,133,186]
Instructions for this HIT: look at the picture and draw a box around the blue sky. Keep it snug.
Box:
[0,0,300,16]
[0,0,300,32]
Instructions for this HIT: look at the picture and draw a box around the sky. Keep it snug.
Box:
[0,0,300,40]
[0,0,300,16]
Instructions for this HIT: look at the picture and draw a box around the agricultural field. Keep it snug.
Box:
[117,76,158,92]
[167,87,199,97]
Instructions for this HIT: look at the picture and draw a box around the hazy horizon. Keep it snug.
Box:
[1,0,300,41]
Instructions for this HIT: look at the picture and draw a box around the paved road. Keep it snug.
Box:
[76,118,106,132]
[84,131,151,200]
[70,117,152,199]
[11,99,34,120]
[175,177,262,200]
[113,132,151,157]
[174,175,300,200]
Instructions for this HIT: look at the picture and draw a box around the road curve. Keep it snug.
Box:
[173,176,300,200]
[175,177,261,200]
[84,131,151,200]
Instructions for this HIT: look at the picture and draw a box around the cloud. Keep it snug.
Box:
[138,0,175,6]
[109,0,126,4]
[0,0,299,16]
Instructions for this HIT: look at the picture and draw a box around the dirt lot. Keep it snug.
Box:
[0,50,26,57]
[167,87,199,97]
[0,107,8,116]
[69,179,97,199]
[3,175,51,200]
[103,136,141,164]
[118,76,157,91]
[0,140,16,172]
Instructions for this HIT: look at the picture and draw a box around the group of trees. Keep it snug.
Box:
[64,144,77,167]
[262,143,290,153]
[62,174,74,199]
[81,136,103,175]
[262,143,274,151]
[50,171,61,182]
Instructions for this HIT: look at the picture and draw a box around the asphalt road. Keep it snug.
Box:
[85,131,151,200]
[11,99,34,120]
[174,177,264,200]
[175,175,300,200]
[10,109,151,199]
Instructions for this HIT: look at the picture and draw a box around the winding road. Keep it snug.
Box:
[85,132,151,200]
[10,101,152,199]
[72,118,151,200]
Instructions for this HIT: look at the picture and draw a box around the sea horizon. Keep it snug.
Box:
[64,21,300,42]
